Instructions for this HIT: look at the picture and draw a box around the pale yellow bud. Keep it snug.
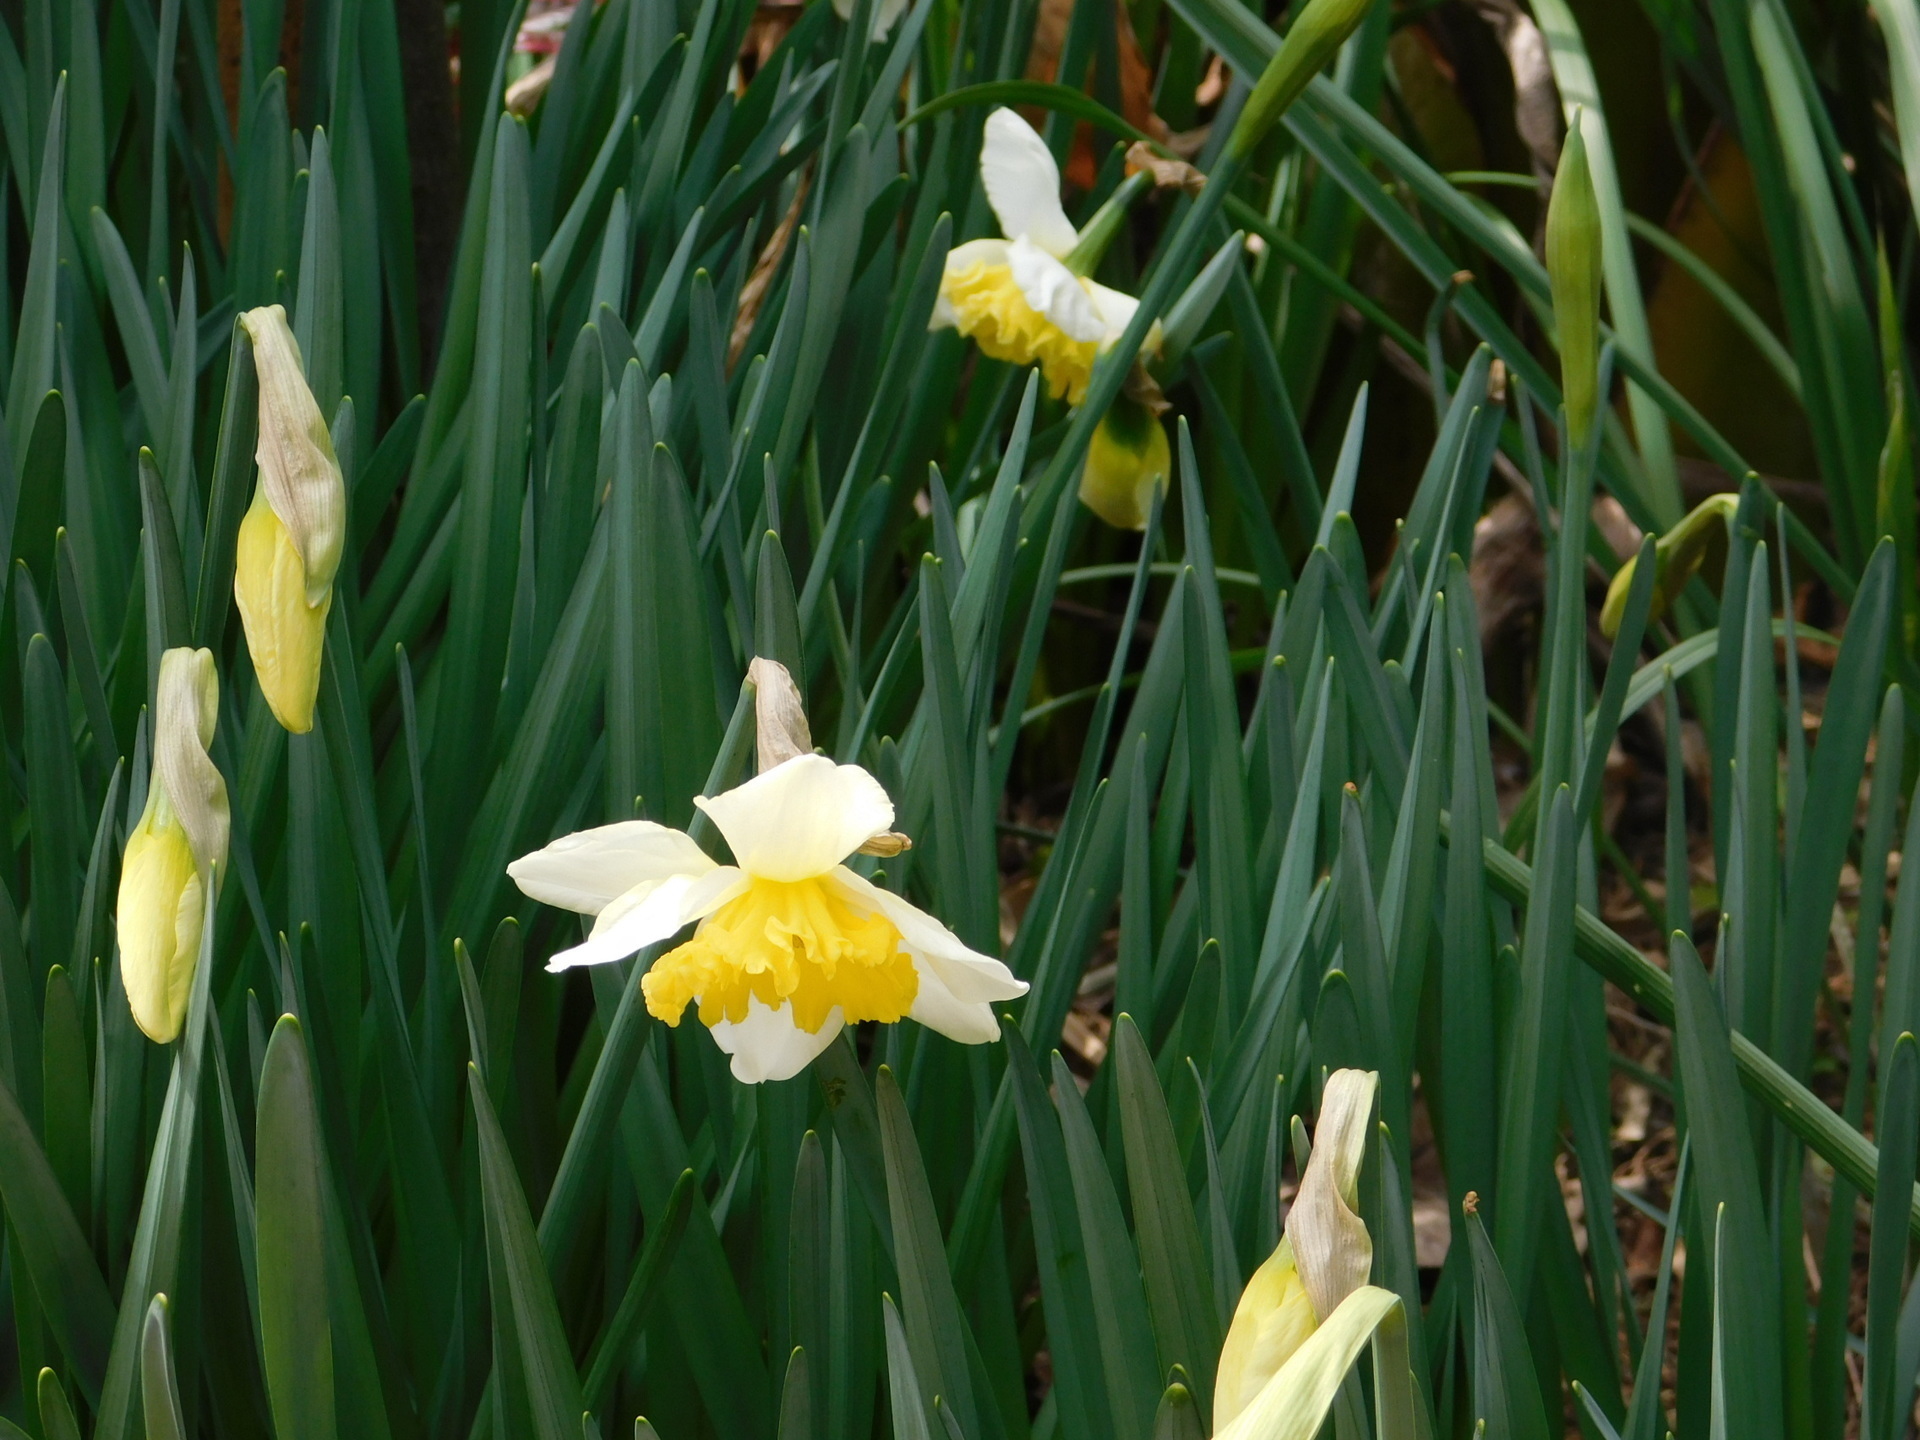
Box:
[1215,1068,1379,1434]
[117,648,229,1043]
[1079,401,1169,531]
[234,304,344,733]
[235,488,331,731]
[1213,1238,1319,1433]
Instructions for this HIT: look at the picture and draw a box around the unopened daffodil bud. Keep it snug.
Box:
[931,109,1159,403]
[1228,0,1377,162]
[118,648,229,1043]
[1547,114,1604,450]
[1080,389,1170,531]
[509,660,1023,1083]
[1600,491,1737,637]
[234,304,345,733]
[1214,1068,1379,1434]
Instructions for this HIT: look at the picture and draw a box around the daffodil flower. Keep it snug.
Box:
[932,108,1154,407]
[1215,1068,1379,1434]
[931,108,1172,529]
[234,304,346,734]
[118,648,230,1043]
[508,664,1027,1083]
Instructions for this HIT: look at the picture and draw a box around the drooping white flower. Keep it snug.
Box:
[508,665,1027,1083]
[930,108,1152,405]
[118,648,230,1043]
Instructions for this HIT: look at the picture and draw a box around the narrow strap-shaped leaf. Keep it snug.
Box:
[876,1066,981,1438]
[1465,1204,1550,1440]
[1490,783,1575,1301]
[1670,931,1783,1440]
[470,1063,588,1440]
[139,1296,185,1440]
[882,1293,936,1440]
[1114,1015,1220,1408]
[256,1016,337,1440]
[580,1170,694,1412]
[1866,1034,1920,1440]
[37,1367,80,1440]
[0,1063,113,1400]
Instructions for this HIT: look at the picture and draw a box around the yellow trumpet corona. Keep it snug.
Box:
[233,304,345,733]
[117,648,229,1043]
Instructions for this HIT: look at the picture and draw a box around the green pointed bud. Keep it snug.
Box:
[1228,0,1377,161]
[1600,492,1738,638]
[1547,114,1604,448]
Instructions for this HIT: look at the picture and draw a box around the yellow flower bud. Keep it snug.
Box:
[234,305,345,733]
[1214,1238,1318,1431]
[1079,397,1170,531]
[118,649,229,1043]
[1547,115,1604,449]
[1214,1069,1379,1434]
[1599,491,1738,638]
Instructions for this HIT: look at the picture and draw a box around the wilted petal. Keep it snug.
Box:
[509,820,716,915]
[239,304,345,603]
[980,108,1080,257]
[694,755,894,881]
[1285,1068,1379,1322]
[152,647,229,882]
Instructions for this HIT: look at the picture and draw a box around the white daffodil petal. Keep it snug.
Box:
[546,867,748,972]
[694,755,894,881]
[152,647,229,881]
[943,237,1013,273]
[1085,280,1142,346]
[906,961,1003,1045]
[980,108,1079,257]
[1007,238,1105,344]
[710,998,846,1083]
[509,820,716,915]
[828,868,1029,1004]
